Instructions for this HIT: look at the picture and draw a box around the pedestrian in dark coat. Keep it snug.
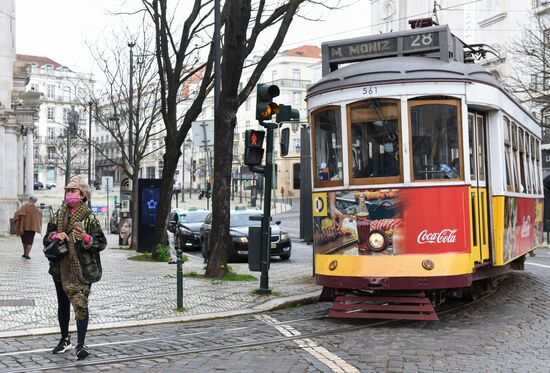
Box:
[13,195,42,259]
[43,178,106,360]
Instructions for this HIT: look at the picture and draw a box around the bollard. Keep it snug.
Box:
[176,247,183,309]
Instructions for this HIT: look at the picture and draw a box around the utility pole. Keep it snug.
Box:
[128,41,135,168]
[87,101,93,207]
[184,141,187,202]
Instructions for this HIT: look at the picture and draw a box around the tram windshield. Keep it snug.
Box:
[410,100,461,181]
[349,99,400,182]
[313,107,343,183]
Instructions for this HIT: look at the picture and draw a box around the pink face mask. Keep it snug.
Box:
[65,193,81,207]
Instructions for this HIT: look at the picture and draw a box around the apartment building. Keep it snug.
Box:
[17,54,94,187]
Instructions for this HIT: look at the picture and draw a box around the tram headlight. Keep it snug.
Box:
[422,259,435,270]
[367,230,388,252]
[329,260,338,271]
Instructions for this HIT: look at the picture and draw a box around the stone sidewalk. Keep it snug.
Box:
[0,232,319,338]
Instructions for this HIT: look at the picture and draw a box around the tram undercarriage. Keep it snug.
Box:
[320,255,527,320]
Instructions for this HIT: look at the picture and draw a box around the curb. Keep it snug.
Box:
[0,290,321,339]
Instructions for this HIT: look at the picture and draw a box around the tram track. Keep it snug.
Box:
[2,292,495,372]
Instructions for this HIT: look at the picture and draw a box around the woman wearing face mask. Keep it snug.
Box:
[43,177,106,360]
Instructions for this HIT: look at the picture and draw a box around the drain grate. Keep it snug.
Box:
[0,299,35,307]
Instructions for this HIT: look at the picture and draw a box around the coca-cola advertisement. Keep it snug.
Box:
[503,197,542,263]
[313,186,470,255]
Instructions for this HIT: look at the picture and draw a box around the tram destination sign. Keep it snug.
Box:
[403,31,439,52]
[328,38,398,61]
[322,25,459,76]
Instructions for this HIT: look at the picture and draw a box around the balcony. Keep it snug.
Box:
[271,79,310,89]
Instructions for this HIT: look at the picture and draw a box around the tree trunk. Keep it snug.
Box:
[205,105,235,277]
[152,142,181,258]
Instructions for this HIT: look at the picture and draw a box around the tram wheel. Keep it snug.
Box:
[319,287,336,302]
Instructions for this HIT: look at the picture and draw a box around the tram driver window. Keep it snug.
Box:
[349,99,400,183]
[409,99,461,181]
[312,107,343,184]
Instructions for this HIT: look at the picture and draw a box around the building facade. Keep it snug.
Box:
[0,0,41,235]
[17,55,94,187]
[234,45,321,198]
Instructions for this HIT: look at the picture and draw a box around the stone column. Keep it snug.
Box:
[25,128,33,196]
[17,130,24,196]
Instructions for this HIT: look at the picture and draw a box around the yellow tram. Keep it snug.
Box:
[306,23,544,320]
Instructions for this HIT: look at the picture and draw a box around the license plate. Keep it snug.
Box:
[271,243,277,249]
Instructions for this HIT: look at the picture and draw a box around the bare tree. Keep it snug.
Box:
[50,130,89,179]
[143,0,343,274]
[141,0,215,258]
[506,16,550,121]
[77,23,165,249]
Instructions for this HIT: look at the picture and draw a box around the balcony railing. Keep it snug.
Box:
[271,79,310,89]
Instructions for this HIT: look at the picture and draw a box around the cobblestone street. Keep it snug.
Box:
[0,252,550,372]
[0,231,318,336]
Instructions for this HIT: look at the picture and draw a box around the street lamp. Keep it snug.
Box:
[66,106,80,185]
[128,41,135,169]
[184,137,193,201]
[87,101,94,193]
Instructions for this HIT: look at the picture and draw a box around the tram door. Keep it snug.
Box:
[468,112,490,263]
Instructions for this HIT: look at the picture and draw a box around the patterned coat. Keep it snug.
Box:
[44,210,107,283]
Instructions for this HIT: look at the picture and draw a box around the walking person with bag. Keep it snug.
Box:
[12,195,42,259]
[43,178,106,360]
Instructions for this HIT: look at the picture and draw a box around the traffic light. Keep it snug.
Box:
[276,104,300,123]
[256,84,280,122]
[244,129,265,166]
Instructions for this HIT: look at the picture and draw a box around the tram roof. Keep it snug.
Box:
[308,56,499,97]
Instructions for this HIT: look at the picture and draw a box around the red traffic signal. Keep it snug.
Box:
[244,129,265,166]
[245,130,265,148]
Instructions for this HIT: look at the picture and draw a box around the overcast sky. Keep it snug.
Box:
[16,0,370,73]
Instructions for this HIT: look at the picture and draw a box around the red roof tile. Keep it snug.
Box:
[281,45,321,58]
[16,54,65,69]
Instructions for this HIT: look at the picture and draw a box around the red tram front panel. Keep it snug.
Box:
[313,186,471,257]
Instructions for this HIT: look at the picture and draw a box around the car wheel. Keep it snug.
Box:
[280,253,291,260]
[227,244,240,263]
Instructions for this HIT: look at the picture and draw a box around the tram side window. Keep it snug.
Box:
[312,107,343,184]
[512,122,524,193]
[527,134,536,194]
[409,99,461,181]
[503,117,514,191]
[533,139,544,194]
[348,99,400,183]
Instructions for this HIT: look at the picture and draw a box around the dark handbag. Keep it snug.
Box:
[9,218,17,235]
[43,238,68,260]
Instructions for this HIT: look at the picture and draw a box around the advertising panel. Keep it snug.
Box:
[503,197,542,262]
[137,178,161,253]
[313,186,470,256]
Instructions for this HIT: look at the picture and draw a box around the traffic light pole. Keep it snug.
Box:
[258,122,276,294]
[249,122,276,294]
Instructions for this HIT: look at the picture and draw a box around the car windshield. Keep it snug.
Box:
[179,211,209,223]
[230,213,262,227]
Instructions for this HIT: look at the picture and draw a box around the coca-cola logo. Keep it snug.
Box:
[417,229,457,244]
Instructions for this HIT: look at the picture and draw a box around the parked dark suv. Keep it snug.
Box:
[199,207,291,262]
